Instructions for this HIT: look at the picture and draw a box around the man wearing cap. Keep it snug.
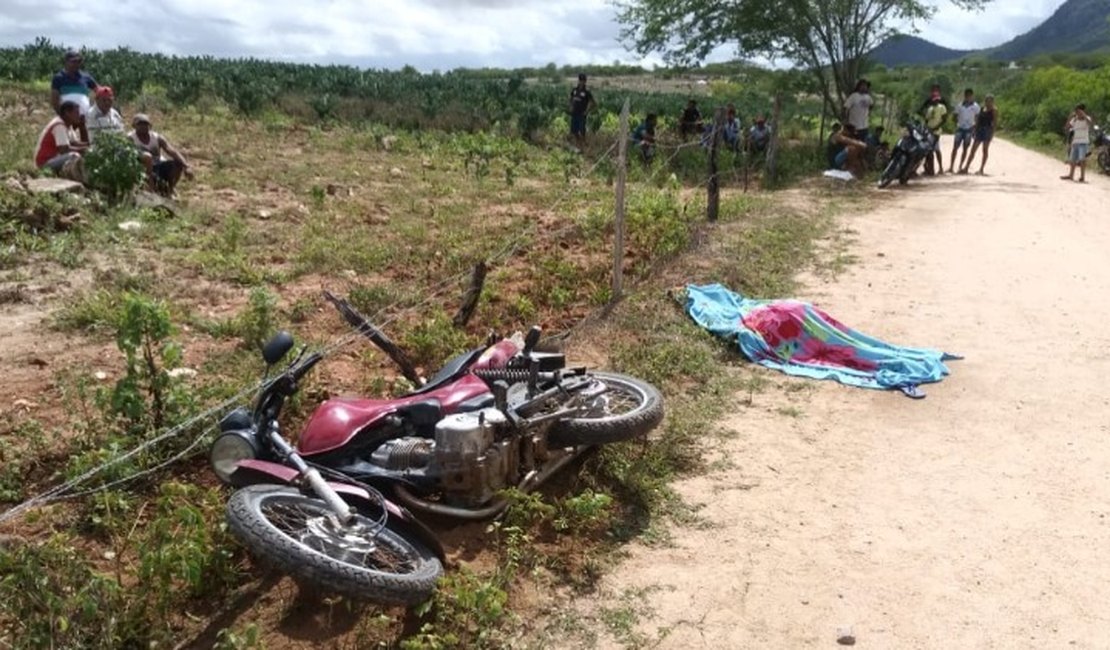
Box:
[86,86,124,141]
[568,73,596,151]
[748,115,772,154]
[51,49,98,143]
[34,100,88,181]
[128,114,192,197]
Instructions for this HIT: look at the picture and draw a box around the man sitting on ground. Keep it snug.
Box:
[34,100,88,181]
[830,123,867,178]
[631,113,658,164]
[128,114,192,196]
[679,99,703,140]
[86,86,124,141]
[748,116,772,154]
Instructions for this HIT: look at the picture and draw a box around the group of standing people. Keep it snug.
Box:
[33,48,192,196]
[831,79,998,178]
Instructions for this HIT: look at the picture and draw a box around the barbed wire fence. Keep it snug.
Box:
[0,98,772,526]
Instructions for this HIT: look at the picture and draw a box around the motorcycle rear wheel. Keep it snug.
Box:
[545,372,664,447]
[1099,149,1110,173]
[226,485,442,605]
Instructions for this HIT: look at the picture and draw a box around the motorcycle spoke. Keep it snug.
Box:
[260,500,417,575]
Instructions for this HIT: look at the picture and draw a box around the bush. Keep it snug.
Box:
[84,132,145,205]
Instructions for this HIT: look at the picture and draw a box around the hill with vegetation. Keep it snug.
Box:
[870,0,1110,67]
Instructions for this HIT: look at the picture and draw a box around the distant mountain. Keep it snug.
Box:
[869,0,1110,67]
[989,0,1110,60]
[869,34,971,67]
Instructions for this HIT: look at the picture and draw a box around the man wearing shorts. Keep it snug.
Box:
[34,100,88,181]
[950,88,979,173]
[568,73,596,151]
[1062,103,1094,183]
[128,114,193,196]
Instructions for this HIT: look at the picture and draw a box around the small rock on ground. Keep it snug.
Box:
[25,178,84,195]
[836,625,856,646]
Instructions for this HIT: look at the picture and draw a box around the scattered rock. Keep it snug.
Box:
[421,158,434,170]
[367,214,390,226]
[342,269,358,279]
[326,183,342,196]
[167,367,198,379]
[257,209,273,220]
[12,399,38,410]
[836,625,856,646]
[389,167,403,178]
[94,371,109,381]
[103,550,117,561]
[381,135,398,151]
[134,190,180,217]
[25,178,84,195]
[28,357,49,368]
[118,220,142,231]
[4,177,25,192]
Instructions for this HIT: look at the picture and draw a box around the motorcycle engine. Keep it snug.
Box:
[434,408,516,507]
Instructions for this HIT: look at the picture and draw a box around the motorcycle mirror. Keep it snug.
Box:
[262,331,295,366]
[523,325,542,355]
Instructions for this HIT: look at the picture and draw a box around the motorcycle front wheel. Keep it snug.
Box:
[545,372,664,447]
[878,154,903,188]
[226,485,442,605]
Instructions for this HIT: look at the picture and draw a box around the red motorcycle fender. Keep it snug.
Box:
[228,459,446,561]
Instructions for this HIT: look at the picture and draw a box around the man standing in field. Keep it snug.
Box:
[51,49,98,144]
[568,73,596,152]
[34,100,88,181]
[748,115,771,154]
[1061,103,1094,183]
[680,99,703,140]
[86,86,124,141]
[843,79,873,144]
[950,88,979,174]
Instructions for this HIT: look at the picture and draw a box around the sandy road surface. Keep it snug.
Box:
[580,139,1110,648]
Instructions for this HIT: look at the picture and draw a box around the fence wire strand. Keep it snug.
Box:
[0,136,624,525]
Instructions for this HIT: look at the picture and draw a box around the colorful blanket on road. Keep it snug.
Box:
[684,284,958,395]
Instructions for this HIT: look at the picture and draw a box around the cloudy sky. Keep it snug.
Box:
[0,0,1068,70]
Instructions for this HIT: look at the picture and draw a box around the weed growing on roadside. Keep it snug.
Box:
[403,569,511,650]
[84,132,146,204]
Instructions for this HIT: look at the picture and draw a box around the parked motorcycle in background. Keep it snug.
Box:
[1091,125,1110,174]
[878,121,933,188]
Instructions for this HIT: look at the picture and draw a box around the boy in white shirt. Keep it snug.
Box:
[950,88,979,174]
[1062,103,1094,183]
[843,79,874,144]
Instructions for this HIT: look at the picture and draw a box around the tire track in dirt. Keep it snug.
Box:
[574,139,1110,648]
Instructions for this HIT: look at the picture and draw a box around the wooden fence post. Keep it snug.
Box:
[707,106,725,222]
[766,93,783,184]
[611,98,629,304]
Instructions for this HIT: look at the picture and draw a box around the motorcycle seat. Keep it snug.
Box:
[408,347,487,395]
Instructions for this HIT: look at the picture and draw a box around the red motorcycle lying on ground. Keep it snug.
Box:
[210,322,664,605]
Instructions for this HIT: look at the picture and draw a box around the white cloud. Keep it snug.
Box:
[0,0,1068,70]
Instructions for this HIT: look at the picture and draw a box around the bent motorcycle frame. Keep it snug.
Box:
[227,458,446,562]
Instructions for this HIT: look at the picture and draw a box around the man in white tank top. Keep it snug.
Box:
[127,113,192,196]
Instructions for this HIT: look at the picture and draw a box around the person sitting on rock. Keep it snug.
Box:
[86,86,124,141]
[128,113,192,196]
[34,100,88,182]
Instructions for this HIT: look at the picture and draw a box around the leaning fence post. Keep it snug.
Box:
[612,98,629,304]
[766,93,783,184]
[708,106,725,222]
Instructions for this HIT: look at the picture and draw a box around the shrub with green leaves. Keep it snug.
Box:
[84,131,145,205]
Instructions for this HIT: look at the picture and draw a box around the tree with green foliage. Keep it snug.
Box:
[614,0,993,117]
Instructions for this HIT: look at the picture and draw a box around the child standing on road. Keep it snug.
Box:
[1062,104,1094,183]
[961,94,998,175]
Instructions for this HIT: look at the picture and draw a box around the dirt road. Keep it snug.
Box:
[580,139,1110,648]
